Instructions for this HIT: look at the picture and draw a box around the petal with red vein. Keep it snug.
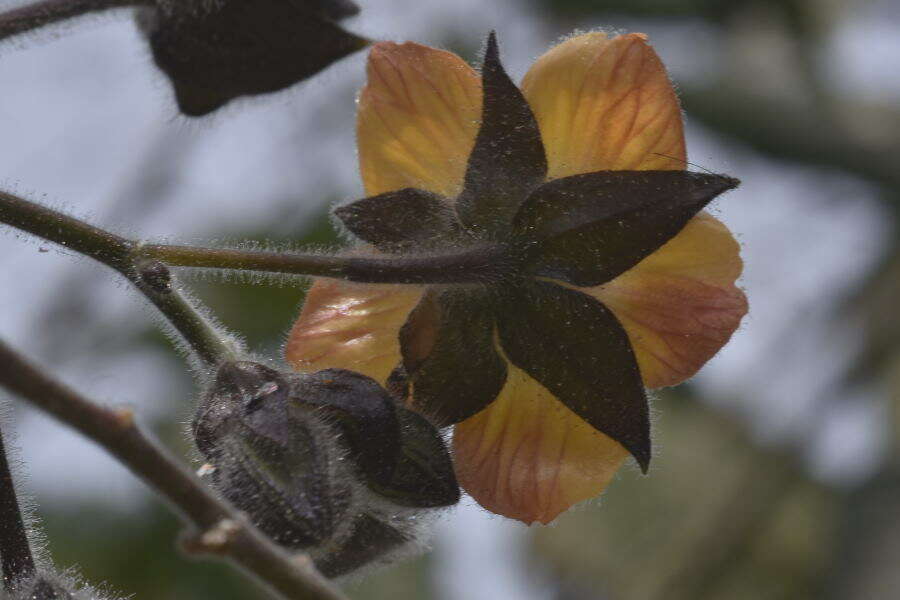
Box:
[357,42,482,197]
[591,212,748,388]
[522,32,685,178]
[285,279,424,385]
[453,366,629,525]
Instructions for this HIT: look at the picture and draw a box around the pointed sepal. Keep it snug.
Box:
[456,32,548,237]
[496,281,651,471]
[399,289,507,426]
[513,170,739,287]
[334,188,464,253]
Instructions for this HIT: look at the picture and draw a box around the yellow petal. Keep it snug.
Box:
[453,365,628,525]
[522,32,685,179]
[357,42,482,197]
[285,279,424,385]
[591,212,748,389]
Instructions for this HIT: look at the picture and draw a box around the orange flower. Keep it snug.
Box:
[286,32,747,524]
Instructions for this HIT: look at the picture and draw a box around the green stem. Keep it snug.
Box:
[1,189,510,287]
[0,0,151,42]
[136,271,236,368]
[141,243,509,285]
[0,191,234,367]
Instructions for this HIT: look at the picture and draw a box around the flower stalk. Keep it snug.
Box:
[140,242,511,284]
[0,190,236,367]
[0,190,515,292]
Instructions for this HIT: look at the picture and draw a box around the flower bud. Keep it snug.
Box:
[195,361,459,576]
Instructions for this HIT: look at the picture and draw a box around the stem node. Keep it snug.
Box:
[183,518,242,556]
[135,258,173,294]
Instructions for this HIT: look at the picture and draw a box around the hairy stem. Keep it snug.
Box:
[0,0,150,42]
[0,338,348,600]
[1,189,510,291]
[0,190,234,366]
[0,424,35,591]
[142,242,509,284]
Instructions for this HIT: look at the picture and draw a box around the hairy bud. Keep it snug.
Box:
[138,0,368,116]
[194,361,459,577]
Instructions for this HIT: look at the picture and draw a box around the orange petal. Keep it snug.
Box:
[357,42,482,197]
[285,279,424,385]
[453,365,629,525]
[591,212,748,389]
[522,32,685,179]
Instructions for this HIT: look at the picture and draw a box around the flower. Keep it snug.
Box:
[285,32,747,524]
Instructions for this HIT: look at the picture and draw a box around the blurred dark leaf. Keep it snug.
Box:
[141,0,368,116]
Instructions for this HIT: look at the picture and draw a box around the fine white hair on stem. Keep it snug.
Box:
[0,182,127,255]
[133,275,247,376]
[0,397,50,570]
[156,237,345,288]
[174,262,313,289]
[0,400,125,599]
[7,568,128,600]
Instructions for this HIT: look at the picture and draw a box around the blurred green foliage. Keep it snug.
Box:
[44,505,258,599]
[530,391,838,600]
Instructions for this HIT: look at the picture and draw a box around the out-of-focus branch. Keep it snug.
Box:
[639,448,799,600]
[0,338,348,600]
[619,397,810,600]
[0,0,150,42]
[681,87,900,194]
[0,190,237,367]
[532,393,831,600]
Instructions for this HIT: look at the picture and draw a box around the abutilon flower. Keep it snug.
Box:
[285,31,748,525]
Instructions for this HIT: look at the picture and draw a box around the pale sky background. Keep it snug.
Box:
[0,1,895,598]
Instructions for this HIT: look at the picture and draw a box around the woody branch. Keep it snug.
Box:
[0,338,349,600]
